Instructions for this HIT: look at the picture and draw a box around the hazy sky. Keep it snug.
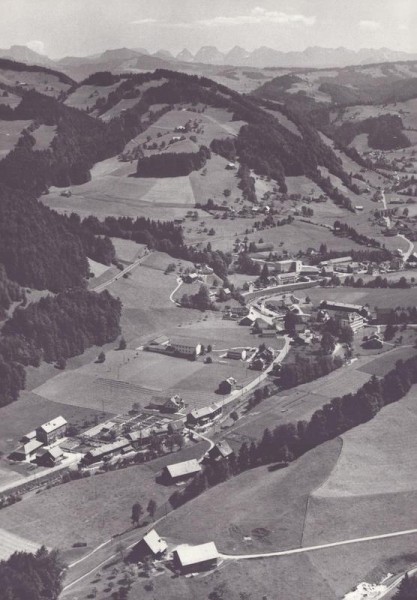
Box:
[1,0,416,58]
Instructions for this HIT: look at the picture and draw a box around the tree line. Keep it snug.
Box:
[0,546,66,600]
[0,289,121,406]
[168,349,417,511]
[343,275,411,289]
[0,264,25,320]
[136,146,211,178]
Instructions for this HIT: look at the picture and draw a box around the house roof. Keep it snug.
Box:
[18,439,43,455]
[88,438,131,458]
[21,430,37,442]
[127,429,152,442]
[37,446,63,459]
[175,542,218,566]
[170,337,201,348]
[211,441,233,458]
[166,459,201,479]
[38,416,67,434]
[142,529,168,554]
[189,403,222,420]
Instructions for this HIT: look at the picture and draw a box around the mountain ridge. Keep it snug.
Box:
[2,44,417,73]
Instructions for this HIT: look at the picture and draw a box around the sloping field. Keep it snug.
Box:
[31,124,56,150]
[223,354,378,448]
[64,83,121,111]
[313,385,417,499]
[299,385,417,595]
[0,91,21,108]
[242,220,365,256]
[159,438,341,554]
[189,153,240,204]
[358,346,417,377]
[0,528,44,561]
[0,69,70,96]
[87,257,111,278]
[111,238,146,263]
[0,391,104,456]
[0,463,173,554]
[0,119,31,157]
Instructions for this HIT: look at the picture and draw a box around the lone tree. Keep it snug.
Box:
[321,332,336,355]
[97,351,106,363]
[147,499,157,520]
[131,502,143,526]
[118,337,127,350]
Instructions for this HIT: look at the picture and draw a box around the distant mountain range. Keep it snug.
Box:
[173,45,417,69]
[1,44,417,78]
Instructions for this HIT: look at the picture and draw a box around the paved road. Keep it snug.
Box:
[216,335,291,409]
[219,527,417,561]
[91,257,145,293]
[0,454,80,495]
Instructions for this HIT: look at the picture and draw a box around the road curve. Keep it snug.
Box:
[169,278,183,304]
[219,527,417,561]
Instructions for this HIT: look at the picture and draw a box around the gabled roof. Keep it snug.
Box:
[175,542,218,566]
[142,529,168,555]
[37,446,63,459]
[87,438,131,458]
[20,430,37,442]
[210,441,233,458]
[166,459,201,479]
[18,439,43,455]
[189,402,222,420]
[127,428,152,442]
[38,416,67,434]
[170,337,201,348]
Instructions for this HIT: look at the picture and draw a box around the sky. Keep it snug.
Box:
[0,0,416,58]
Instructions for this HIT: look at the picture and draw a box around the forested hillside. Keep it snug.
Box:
[0,62,361,408]
[0,289,121,406]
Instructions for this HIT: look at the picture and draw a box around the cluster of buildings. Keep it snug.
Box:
[135,528,219,575]
[11,416,68,467]
[318,301,370,332]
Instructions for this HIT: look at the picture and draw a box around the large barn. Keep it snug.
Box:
[173,542,219,574]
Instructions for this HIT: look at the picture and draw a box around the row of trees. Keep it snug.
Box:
[0,264,25,319]
[169,351,417,511]
[343,275,411,289]
[279,353,343,389]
